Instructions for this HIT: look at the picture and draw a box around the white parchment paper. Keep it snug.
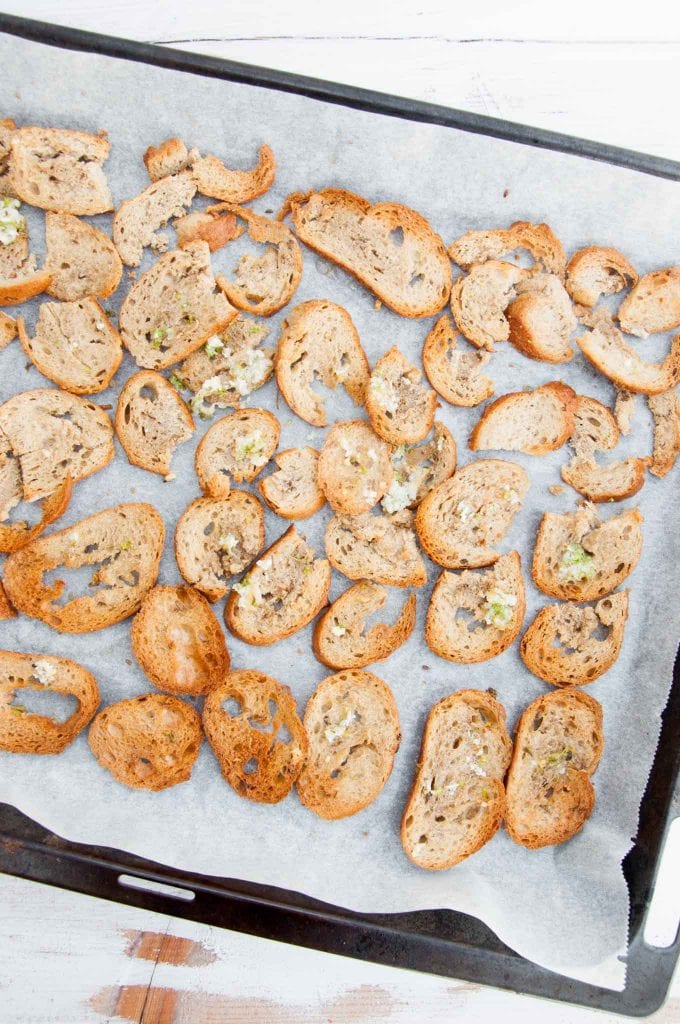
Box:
[0,32,679,991]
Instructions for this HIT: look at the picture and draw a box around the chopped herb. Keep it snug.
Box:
[169,374,186,392]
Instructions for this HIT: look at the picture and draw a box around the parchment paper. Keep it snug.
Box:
[0,32,679,991]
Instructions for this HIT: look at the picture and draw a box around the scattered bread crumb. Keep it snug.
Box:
[549,484,565,495]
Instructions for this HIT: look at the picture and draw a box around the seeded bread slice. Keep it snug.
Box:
[297,669,401,819]
[131,585,230,697]
[504,688,603,848]
[258,447,324,520]
[18,297,123,395]
[561,395,647,501]
[521,591,628,687]
[470,382,576,455]
[192,144,276,203]
[195,407,280,499]
[174,492,265,602]
[425,552,525,663]
[648,390,680,478]
[416,459,529,569]
[325,510,427,588]
[115,370,194,477]
[366,346,437,445]
[317,420,393,515]
[313,583,416,670]
[617,267,680,337]
[422,314,494,407]
[144,137,192,181]
[0,427,72,553]
[507,273,577,363]
[88,693,202,791]
[565,246,637,308]
[448,222,566,277]
[450,261,527,351]
[113,172,197,267]
[10,126,113,215]
[225,526,331,645]
[44,212,122,302]
[0,651,100,754]
[179,315,273,416]
[203,669,307,804]
[174,207,240,252]
[0,311,16,349]
[577,311,680,394]
[119,241,237,370]
[381,423,456,514]
[286,188,451,317]
[3,503,164,632]
[532,502,643,601]
[401,690,512,869]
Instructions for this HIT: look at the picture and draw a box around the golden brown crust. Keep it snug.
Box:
[469,382,577,455]
[448,222,566,277]
[0,476,72,554]
[0,269,52,307]
[365,346,437,445]
[422,314,494,407]
[258,447,325,520]
[115,370,194,476]
[192,144,276,204]
[44,212,122,301]
[195,407,280,499]
[0,581,16,619]
[312,584,416,670]
[317,420,393,514]
[565,246,637,308]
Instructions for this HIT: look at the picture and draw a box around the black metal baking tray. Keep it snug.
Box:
[0,13,679,1017]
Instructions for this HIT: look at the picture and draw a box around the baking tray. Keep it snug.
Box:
[0,13,678,1017]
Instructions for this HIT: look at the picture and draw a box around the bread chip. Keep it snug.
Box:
[448,222,566,277]
[325,510,427,588]
[113,171,197,267]
[0,429,71,552]
[115,370,194,477]
[258,447,324,520]
[648,390,680,478]
[192,144,276,203]
[143,137,193,181]
[174,207,240,252]
[313,583,416,670]
[507,273,577,363]
[180,315,273,418]
[614,387,635,435]
[366,346,437,445]
[317,420,393,515]
[0,311,16,349]
[381,423,456,514]
[450,261,527,351]
[577,311,680,394]
[470,382,576,455]
[45,212,122,301]
[422,314,494,407]
[195,407,280,498]
[618,267,680,337]
[0,118,16,197]
[10,126,112,215]
[561,395,647,501]
[0,581,16,619]
[0,199,51,306]
[565,246,637,308]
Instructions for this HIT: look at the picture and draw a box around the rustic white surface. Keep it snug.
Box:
[1,2,679,1021]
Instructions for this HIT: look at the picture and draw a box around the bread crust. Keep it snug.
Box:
[366,346,437,445]
[317,420,393,514]
[115,370,194,476]
[469,382,577,455]
[422,314,494,407]
[45,212,122,301]
[617,267,680,337]
[506,274,576,363]
[313,583,416,669]
[561,394,647,502]
[192,144,276,204]
[450,260,527,350]
[0,268,52,306]
[195,407,280,498]
[143,137,190,181]
[0,476,72,554]
[647,390,680,478]
[577,313,680,394]
[10,126,113,215]
[0,311,16,349]
[325,511,427,588]
[258,447,325,520]
[565,246,637,308]
[448,221,566,277]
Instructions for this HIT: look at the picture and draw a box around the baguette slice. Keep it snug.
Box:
[401,690,512,869]
[0,651,100,754]
[180,315,273,417]
[577,311,680,394]
[532,502,643,601]
[614,387,635,435]
[113,171,197,267]
[0,201,51,306]
[422,314,494,407]
[88,693,201,791]
[275,300,370,427]
[10,126,112,215]
[131,585,230,696]
[366,346,437,445]
[258,447,324,520]
[561,395,647,501]
[119,242,237,370]
[617,267,680,337]
[451,261,528,351]
[520,591,628,686]
[381,423,456,514]
[144,137,192,181]
[505,689,603,848]
[225,526,330,645]
[416,459,529,569]
[325,510,427,588]
[174,492,265,602]
[286,188,451,317]
[313,583,416,670]
[0,118,16,197]
[195,407,280,499]
[317,420,393,515]
[3,503,164,632]
[297,669,401,819]
[174,206,240,252]
[506,273,577,363]
[425,552,525,663]
[44,212,122,301]
[470,382,576,454]
[448,222,566,277]
[0,311,16,349]
[648,390,680,478]
[0,429,71,553]
[115,370,194,477]
[18,297,123,395]
[192,144,276,203]
[565,246,637,307]
[202,669,307,804]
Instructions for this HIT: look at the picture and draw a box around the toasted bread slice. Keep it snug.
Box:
[470,382,576,454]
[115,370,194,477]
[44,212,122,302]
[317,420,393,515]
[297,669,401,819]
[144,137,192,180]
[614,387,635,435]
[195,408,280,499]
[275,300,369,427]
[505,688,603,848]
[366,346,437,445]
[565,246,637,308]
[448,222,566,277]
[10,126,112,215]
[313,583,416,670]
[325,510,427,587]
[225,526,330,645]
[113,172,197,267]
[119,241,237,370]
[192,144,276,203]
[617,267,680,337]
[0,424,72,552]
[422,314,494,407]
[0,200,51,306]
[214,204,302,317]
[0,581,16,619]
[0,119,16,197]
[3,503,164,632]
[648,390,680,478]
[521,591,628,687]
[401,690,512,869]
[286,188,451,317]
[577,311,680,394]
[425,552,525,663]
[561,395,647,501]
[532,502,643,601]
[18,297,122,395]
[131,585,230,697]
[174,207,240,252]
[88,693,201,791]
[180,315,273,417]
[0,311,16,349]
[416,459,529,569]
[507,273,577,363]
[451,261,527,351]
[258,447,324,520]
[203,669,307,803]
[174,492,265,602]
[381,423,456,515]
[0,651,100,754]
[0,388,114,502]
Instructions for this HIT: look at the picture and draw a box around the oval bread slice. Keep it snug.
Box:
[506,273,577,363]
[313,582,416,670]
[366,346,437,445]
[258,446,324,520]
[0,211,51,306]
[180,315,273,417]
[381,423,456,514]
[195,407,280,498]
[565,246,637,308]
[448,221,566,277]
[45,212,122,301]
[577,311,680,394]
[116,370,194,477]
[422,314,494,407]
[561,395,647,502]
[470,382,576,454]
[10,126,113,215]
[325,510,427,588]
[296,669,401,819]
[144,137,192,181]
[317,420,393,515]
[113,171,197,267]
[450,261,527,351]
[617,267,680,338]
